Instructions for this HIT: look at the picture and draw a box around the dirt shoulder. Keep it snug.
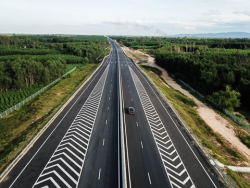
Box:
[122,46,250,162]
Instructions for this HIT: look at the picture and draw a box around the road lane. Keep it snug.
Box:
[116,41,226,188]
[78,44,119,188]
[118,44,171,188]
[0,45,120,188]
[0,38,228,188]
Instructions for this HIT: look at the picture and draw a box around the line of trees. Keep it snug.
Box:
[0,35,110,113]
[0,35,110,92]
[155,48,250,111]
[113,36,250,111]
[0,58,66,91]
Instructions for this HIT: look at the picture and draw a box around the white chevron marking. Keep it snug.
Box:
[169,173,190,185]
[36,170,71,188]
[64,134,88,146]
[59,142,84,156]
[49,157,80,176]
[52,152,81,169]
[163,159,183,169]
[44,164,77,184]
[56,147,84,162]
[62,138,87,150]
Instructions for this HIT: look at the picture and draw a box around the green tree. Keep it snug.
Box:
[212,85,241,111]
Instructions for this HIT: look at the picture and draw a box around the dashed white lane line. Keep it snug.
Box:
[141,141,143,149]
[103,139,105,146]
[107,107,109,110]
[148,173,151,184]
[136,122,138,127]
[105,120,107,124]
[98,169,101,180]
[109,97,110,100]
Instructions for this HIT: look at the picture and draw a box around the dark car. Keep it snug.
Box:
[128,107,135,114]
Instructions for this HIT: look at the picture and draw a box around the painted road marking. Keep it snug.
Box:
[136,122,138,127]
[129,66,195,188]
[33,64,110,188]
[98,169,101,180]
[141,142,143,149]
[103,139,105,146]
[148,173,151,185]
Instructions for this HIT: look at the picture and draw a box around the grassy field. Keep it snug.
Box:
[0,63,99,173]
[140,65,250,188]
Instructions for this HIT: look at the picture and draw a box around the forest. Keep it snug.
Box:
[113,36,250,112]
[0,34,109,113]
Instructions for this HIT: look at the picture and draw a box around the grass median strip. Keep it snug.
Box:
[0,63,99,173]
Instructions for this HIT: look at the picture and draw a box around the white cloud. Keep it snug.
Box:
[233,11,250,16]
[202,10,221,15]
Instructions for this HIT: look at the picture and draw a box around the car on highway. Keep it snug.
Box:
[128,107,135,114]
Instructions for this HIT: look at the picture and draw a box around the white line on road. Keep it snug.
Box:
[136,122,138,127]
[107,107,109,110]
[141,141,143,149]
[109,97,110,100]
[103,139,105,146]
[110,90,111,92]
[98,169,101,180]
[131,98,133,101]
[105,120,107,124]
[148,173,151,184]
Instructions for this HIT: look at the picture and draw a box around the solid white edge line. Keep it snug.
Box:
[5,55,110,186]
[120,54,131,187]
[33,63,111,188]
[129,53,218,187]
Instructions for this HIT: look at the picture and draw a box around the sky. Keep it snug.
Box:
[0,0,250,36]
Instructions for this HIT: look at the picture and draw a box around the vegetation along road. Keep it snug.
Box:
[1,35,250,187]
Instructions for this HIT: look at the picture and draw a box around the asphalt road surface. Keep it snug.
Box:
[0,39,227,188]
[0,40,119,188]
[117,43,227,188]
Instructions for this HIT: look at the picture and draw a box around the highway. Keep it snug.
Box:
[117,43,226,188]
[0,40,119,188]
[0,39,227,188]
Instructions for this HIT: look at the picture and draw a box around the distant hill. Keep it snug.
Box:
[173,32,250,38]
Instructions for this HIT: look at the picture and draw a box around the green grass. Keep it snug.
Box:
[140,65,249,187]
[65,64,83,72]
[226,168,250,188]
[0,63,99,173]
[140,65,162,75]
[237,130,250,149]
